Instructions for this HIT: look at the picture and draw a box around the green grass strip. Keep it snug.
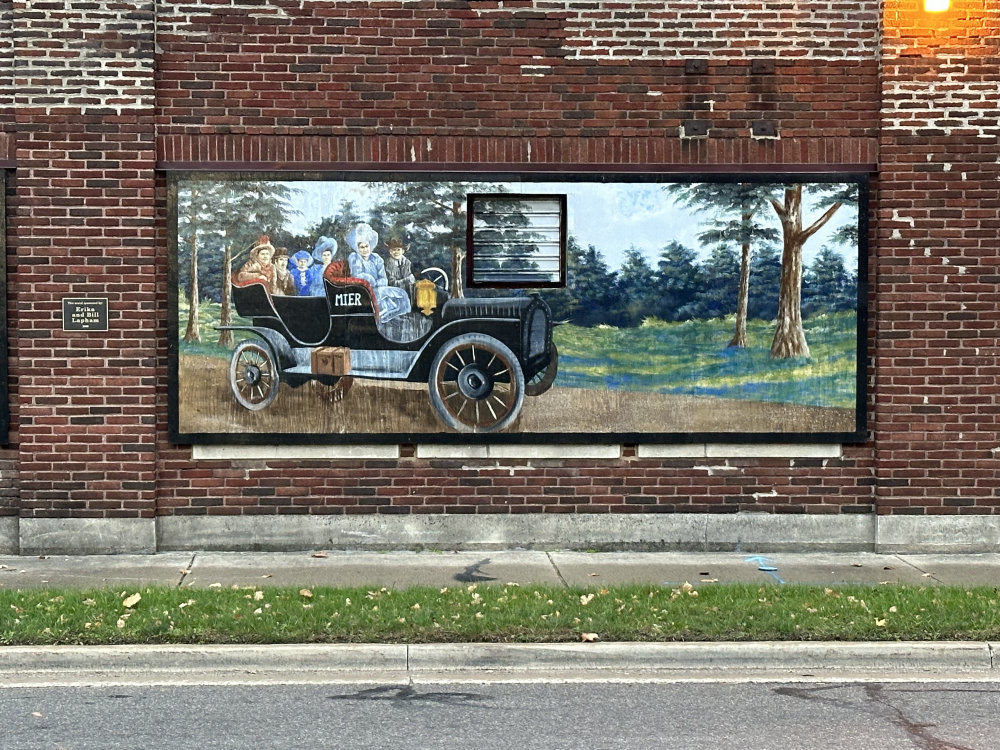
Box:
[2,583,999,646]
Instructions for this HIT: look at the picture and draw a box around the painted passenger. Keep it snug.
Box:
[289,250,313,296]
[235,235,276,286]
[346,223,411,321]
[270,246,294,296]
[383,237,415,299]
[308,236,337,296]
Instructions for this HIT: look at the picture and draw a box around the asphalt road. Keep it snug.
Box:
[4,678,999,750]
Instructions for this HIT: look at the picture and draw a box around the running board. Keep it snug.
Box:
[288,348,419,380]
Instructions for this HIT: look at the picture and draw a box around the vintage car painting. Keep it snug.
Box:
[223,242,557,433]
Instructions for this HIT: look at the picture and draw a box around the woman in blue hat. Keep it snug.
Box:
[307,236,337,296]
[289,250,313,296]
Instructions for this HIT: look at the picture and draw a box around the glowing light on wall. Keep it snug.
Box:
[924,0,949,11]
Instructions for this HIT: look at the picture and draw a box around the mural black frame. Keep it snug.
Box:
[166,169,869,447]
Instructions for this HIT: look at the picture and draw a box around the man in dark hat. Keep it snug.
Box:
[384,237,415,299]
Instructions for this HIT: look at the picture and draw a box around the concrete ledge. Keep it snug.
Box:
[877,515,1000,554]
[708,513,875,553]
[415,444,621,459]
[156,512,874,553]
[192,444,399,460]
[637,443,842,459]
[20,518,156,555]
[0,516,17,554]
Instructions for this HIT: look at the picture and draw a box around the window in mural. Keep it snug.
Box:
[467,194,566,287]
[167,172,867,444]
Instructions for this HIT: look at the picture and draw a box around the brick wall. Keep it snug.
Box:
[876,0,1000,514]
[0,0,15,518]
[153,0,881,523]
[2,0,993,543]
[11,0,158,520]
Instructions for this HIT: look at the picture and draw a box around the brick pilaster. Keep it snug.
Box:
[13,1,158,528]
[876,0,1000,514]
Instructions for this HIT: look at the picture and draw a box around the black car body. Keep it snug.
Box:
[220,263,557,433]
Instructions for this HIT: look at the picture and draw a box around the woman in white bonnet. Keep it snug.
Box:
[346,223,411,321]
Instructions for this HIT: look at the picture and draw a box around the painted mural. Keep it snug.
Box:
[168,173,867,443]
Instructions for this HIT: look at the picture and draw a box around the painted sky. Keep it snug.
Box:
[280,179,860,272]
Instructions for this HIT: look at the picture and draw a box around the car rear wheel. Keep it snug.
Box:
[428,333,524,433]
[525,343,558,397]
[229,339,280,410]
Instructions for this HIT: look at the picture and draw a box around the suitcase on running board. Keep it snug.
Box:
[311,346,351,376]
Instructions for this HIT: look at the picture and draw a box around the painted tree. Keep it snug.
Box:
[292,199,366,261]
[695,244,741,320]
[567,240,621,327]
[803,244,858,317]
[747,243,782,322]
[669,183,778,347]
[615,246,658,326]
[199,181,298,348]
[653,240,702,322]
[767,183,857,359]
[380,181,499,299]
[176,182,225,343]
[539,234,586,322]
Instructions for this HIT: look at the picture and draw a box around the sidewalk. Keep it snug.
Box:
[1,550,998,682]
[3,549,1000,589]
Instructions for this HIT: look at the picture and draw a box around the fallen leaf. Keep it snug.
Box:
[32,712,44,718]
[579,594,595,605]
[122,593,141,608]
[179,569,191,575]
[580,632,600,642]
[852,563,863,568]
[299,588,313,598]
[875,618,887,627]
[883,566,895,571]
[209,583,222,588]
[312,551,329,558]
[700,578,719,583]
[254,590,264,601]
[588,573,600,577]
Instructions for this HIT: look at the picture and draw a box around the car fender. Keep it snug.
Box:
[216,326,296,370]
[408,317,523,381]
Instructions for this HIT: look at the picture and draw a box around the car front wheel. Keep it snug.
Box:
[428,333,524,433]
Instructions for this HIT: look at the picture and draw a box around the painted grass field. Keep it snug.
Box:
[174,301,859,436]
[554,312,859,410]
